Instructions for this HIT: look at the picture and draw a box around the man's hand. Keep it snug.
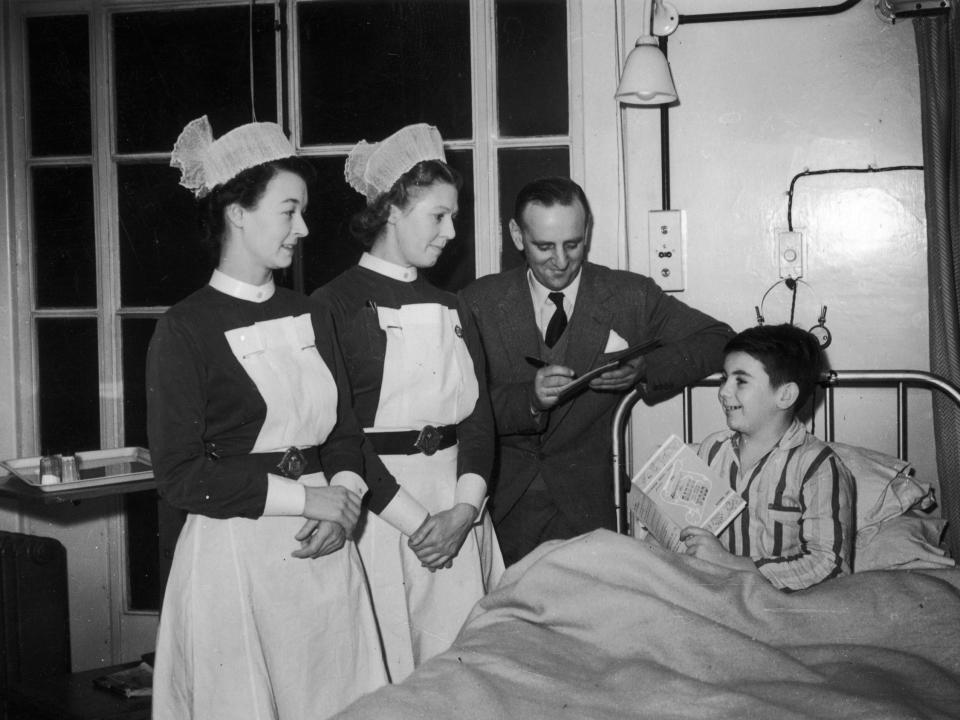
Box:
[589,357,646,393]
[303,485,361,536]
[532,364,576,411]
[408,503,476,571]
[679,527,758,573]
[292,519,347,559]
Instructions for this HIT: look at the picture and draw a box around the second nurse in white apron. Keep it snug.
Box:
[312,123,504,683]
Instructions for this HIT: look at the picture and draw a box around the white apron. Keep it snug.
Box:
[153,314,387,720]
[357,303,504,683]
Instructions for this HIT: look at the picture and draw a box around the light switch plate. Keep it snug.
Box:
[649,210,686,292]
[778,230,804,279]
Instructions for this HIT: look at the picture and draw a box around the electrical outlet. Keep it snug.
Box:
[649,210,686,292]
[777,230,804,279]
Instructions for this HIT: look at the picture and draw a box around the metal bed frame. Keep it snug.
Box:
[612,369,960,534]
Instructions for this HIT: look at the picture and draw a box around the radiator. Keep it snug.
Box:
[0,531,70,692]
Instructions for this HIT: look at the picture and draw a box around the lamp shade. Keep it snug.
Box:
[615,36,678,105]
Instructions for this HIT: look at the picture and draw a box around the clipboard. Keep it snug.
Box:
[555,338,662,401]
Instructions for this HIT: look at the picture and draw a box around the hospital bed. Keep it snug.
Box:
[335,370,960,720]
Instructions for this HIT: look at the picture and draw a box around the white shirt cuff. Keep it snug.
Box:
[263,474,306,516]
[378,490,430,536]
[454,473,487,517]
[329,470,368,498]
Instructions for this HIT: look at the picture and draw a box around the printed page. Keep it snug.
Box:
[628,435,745,551]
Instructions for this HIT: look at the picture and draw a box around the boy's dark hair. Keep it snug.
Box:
[724,324,823,410]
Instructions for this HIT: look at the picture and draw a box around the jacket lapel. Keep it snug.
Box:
[494,268,542,365]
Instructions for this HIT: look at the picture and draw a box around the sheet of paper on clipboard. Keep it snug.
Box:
[556,338,662,402]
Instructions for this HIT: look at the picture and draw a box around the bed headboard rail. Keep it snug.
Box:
[612,369,960,535]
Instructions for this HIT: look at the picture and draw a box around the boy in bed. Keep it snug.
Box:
[680,324,855,591]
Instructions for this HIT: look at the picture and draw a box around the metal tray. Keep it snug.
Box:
[0,447,152,493]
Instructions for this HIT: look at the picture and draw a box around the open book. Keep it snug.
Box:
[627,435,746,552]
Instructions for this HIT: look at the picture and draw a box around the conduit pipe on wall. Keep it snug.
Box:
[652,0,863,210]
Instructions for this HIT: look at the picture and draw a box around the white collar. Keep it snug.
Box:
[526,267,582,310]
[209,269,275,303]
[360,252,418,282]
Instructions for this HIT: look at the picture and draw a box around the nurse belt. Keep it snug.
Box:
[365,425,458,456]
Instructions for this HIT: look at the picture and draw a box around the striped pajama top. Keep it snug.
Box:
[697,418,855,592]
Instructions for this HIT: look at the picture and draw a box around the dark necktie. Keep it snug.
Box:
[544,292,568,348]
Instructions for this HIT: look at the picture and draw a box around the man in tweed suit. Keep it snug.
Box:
[460,177,734,565]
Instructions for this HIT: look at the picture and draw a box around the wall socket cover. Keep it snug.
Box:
[649,209,686,292]
[778,230,804,279]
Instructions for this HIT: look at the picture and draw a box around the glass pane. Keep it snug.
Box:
[497,147,569,271]
[122,318,157,448]
[113,5,278,154]
[37,318,100,455]
[27,15,91,157]
[33,166,97,308]
[301,157,366,295]
[298,0,471,144]
[424,149,475,292]
[118,163,213,307]
[496,0,568,137]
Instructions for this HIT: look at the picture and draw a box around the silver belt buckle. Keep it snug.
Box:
[276,447,306,479]
[414,426,442,456]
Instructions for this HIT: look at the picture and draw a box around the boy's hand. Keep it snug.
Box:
[679,527,759,574]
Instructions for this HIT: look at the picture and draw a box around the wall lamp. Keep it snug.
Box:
[615,0,680,105]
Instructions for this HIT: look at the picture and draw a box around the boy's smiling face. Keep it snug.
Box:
[718,351,791,437]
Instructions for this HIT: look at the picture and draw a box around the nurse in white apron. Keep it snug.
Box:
[148,116,387,720]
[313,124,504,683]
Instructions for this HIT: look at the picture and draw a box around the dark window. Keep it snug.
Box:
[496,0,568,137]
[27,15,91,157]
[36,318,100,455]
[424,149,475,292]
[33,166,97,309]
[301,156,366,295]
[118,163,212,307]
[498,146,569,270]
[113,5,279,154]
[298,0,472,144]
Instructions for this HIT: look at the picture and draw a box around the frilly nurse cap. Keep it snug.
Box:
[170,115,296,197]
[344,123,446,202]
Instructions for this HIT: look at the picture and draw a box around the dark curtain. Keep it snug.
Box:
[914,7,960,558]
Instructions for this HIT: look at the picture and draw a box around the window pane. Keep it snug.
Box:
[298,0,472,144]
[118,163,212,307]
[301,157,366,295]
[424,149,475,292]
[113,5,278,154]
[37,318,100,455]
[497,147,569,271]
[27,15,91,157]
[496,0,568,137]
[33,166,97,308]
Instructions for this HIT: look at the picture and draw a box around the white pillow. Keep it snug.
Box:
[829,442,935,530]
